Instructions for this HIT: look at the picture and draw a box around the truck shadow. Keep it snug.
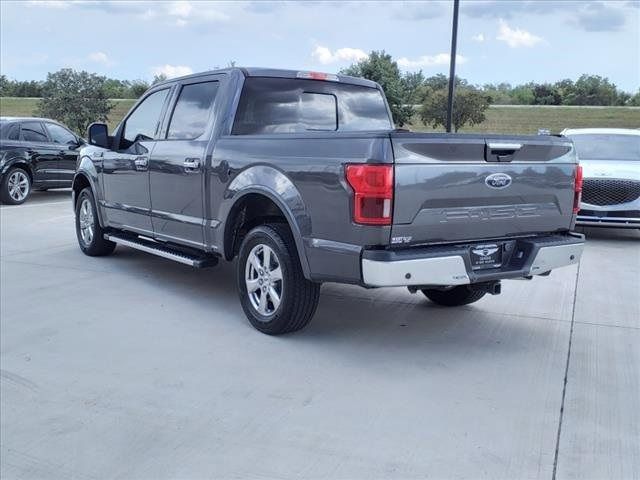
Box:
[106,247,565,357]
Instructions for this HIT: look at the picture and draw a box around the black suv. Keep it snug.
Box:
[0,117,84,204]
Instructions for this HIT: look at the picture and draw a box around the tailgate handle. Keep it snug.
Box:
[486,142,522,162]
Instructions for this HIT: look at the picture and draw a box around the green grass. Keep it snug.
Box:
[408,105,640,134]
[1,97,638,135]
[0,97,136,132]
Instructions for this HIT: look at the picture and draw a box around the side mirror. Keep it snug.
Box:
[87,123,110,149]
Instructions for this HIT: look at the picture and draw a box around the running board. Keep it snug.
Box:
[104,234,218,268]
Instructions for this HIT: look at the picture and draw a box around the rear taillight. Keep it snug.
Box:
[573,164,583,214]
[345,164,393,225]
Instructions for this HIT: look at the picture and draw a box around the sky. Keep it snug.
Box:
[1,0,639,91]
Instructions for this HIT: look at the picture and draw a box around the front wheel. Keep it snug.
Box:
[237,224,320,335]
[75,187,116,256]
[421,286,486,307]
[1,167,31,205]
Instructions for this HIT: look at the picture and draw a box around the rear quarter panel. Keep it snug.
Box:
[209,132,394,283]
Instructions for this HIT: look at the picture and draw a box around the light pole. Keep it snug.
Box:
[446,0,460,133]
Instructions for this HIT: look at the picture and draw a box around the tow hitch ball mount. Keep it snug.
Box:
[408,281,502,295]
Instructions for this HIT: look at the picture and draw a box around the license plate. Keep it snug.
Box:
[470,243,502,270]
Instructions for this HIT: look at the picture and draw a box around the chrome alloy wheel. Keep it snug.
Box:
[245,244,283,318]
[78,198,95,246]
[7,170,29,202]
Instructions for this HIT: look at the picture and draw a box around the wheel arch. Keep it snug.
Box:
[222,186,311,279]
[3,158,34,182]
[72,157,105,227]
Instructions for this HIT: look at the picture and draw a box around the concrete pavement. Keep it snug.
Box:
[1,192,638,479]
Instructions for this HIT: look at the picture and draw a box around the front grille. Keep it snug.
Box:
[582,179,640,206]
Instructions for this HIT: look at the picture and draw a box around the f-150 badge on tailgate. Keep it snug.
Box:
[485,173,512,189]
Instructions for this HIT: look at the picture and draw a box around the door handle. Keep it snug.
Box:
[183,158,201,170]
[134,156,149,171]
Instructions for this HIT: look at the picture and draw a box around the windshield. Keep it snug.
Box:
[569,134,640,161]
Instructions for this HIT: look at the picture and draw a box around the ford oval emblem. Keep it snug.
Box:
[485,173,512,189]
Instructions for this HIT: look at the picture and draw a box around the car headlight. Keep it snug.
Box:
[0,152,6,169]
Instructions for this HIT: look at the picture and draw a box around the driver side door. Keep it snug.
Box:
[101,87,172,236]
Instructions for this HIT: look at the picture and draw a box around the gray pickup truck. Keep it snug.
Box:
[73,67,585,334]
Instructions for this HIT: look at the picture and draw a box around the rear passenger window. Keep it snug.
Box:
[20,122,48,142]
[167,81,219,140]
[0,123,19,140]
[232,77,391,135]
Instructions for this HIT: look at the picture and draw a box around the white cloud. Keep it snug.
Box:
[472,33,485,43]
[496,19,543,48]
[88,51,114,66]
[27,1,71,8]
[152,64,194,78]
[397,53,467,69]
[164,1,229,26]
[168,1,192,18]
[312,46,368,65]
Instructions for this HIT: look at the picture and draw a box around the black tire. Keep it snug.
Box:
[75,187,116,256]
[237,223,320,335]
[421,286,486,307]
[1,167,31,205]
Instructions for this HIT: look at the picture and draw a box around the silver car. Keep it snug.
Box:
[563,128,640,228]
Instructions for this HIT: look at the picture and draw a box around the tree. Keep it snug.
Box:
[0,75,9,96]
[532,84,561,105]
[152,74,168,85]
[564,74,618,106]
[37,69,114,134]
[403,71,425,104]
[419,87,492,132]
[628,90,640,107]
[129,80,150,98]
[341,51,414,126]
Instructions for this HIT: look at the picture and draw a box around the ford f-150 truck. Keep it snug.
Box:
[73,67,585,334]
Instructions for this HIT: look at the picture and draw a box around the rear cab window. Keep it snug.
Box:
[232,77,392,135]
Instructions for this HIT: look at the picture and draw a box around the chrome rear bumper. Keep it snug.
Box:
[361,234,584,287]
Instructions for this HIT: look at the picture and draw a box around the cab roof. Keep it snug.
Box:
[152,67,380,89]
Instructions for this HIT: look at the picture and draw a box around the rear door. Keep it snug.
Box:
[19,121,58,186]
[101,87,172,236]
[149,76,220,249]
[390,133,576,245]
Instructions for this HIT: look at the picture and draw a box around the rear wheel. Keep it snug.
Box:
[421,286,486,307]
[75,187,116,256]
[237,224,320,335]
[1,167,31,205]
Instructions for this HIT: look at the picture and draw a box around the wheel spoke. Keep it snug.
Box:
[246,277,260,292]
[262,247,271,270]
[249,252,262,272]
[258,290,268,314]
[267,286,281,310]
[270,266,282,281]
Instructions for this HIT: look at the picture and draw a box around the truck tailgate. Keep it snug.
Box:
[390,133,577,245]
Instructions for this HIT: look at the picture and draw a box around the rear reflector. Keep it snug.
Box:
[346,164,393,225]
[573,164,583,214]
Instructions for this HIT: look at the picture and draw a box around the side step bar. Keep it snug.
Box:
[104,233,218,268]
